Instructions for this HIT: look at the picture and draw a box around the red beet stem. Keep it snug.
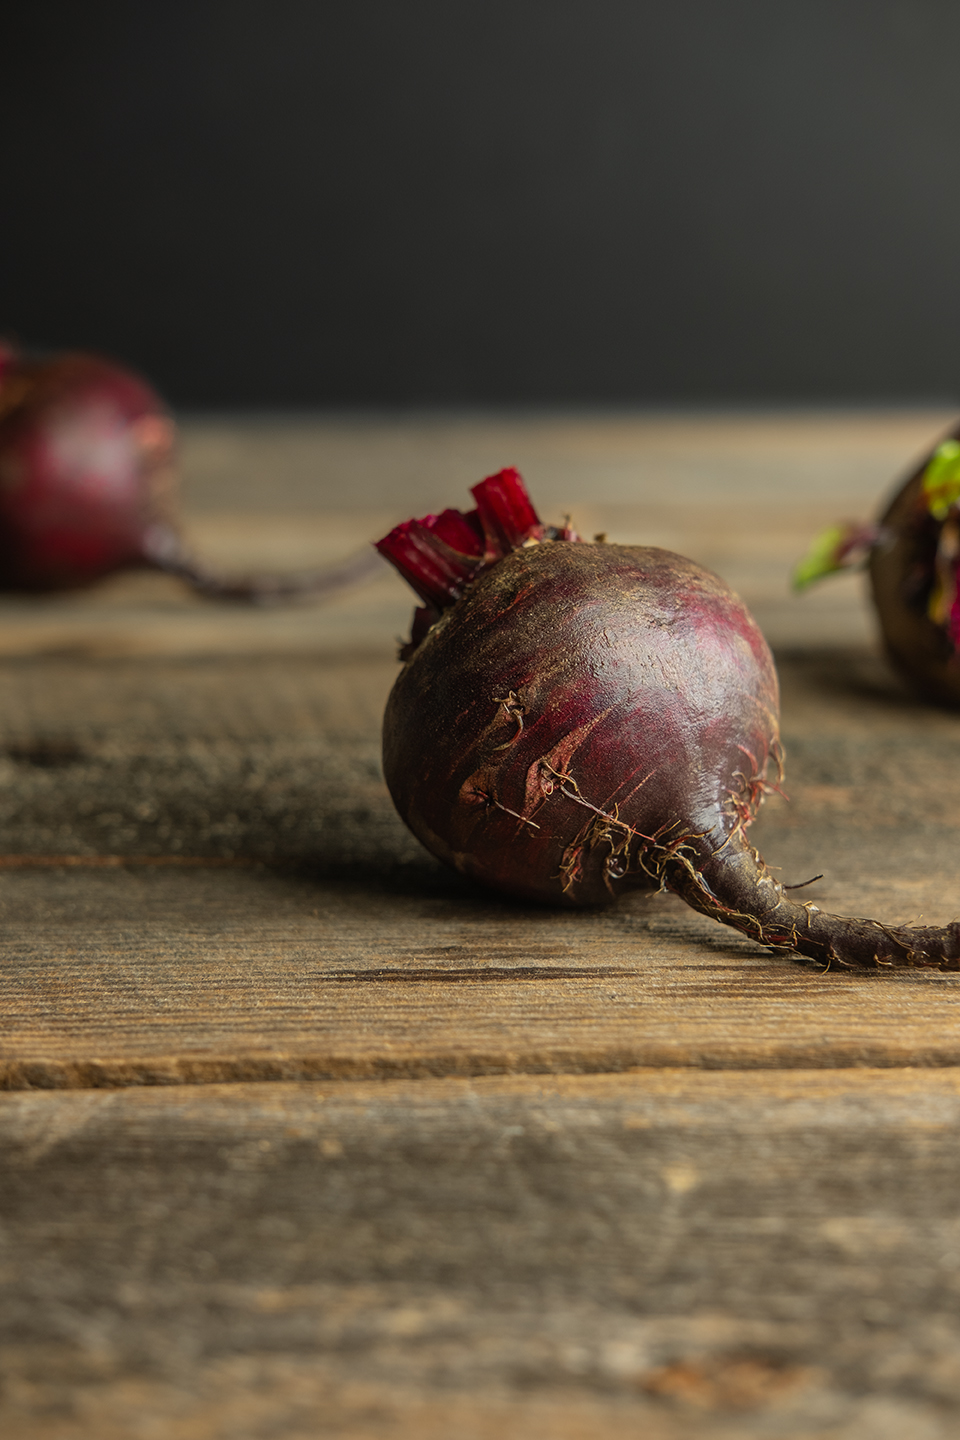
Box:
[373,518,483,608]
[428,508,485,556]
[471,467,545,555]
[374,467,550,610]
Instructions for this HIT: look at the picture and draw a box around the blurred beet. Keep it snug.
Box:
[0,346,380,601]
[0,349,180,590]
[868,429,960,707]
[794,421,960,707]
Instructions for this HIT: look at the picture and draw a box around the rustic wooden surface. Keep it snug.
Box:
[5,1069,960,1440]
[4,413,960,1437]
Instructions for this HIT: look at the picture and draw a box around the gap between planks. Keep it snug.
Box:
[8,1043,960,1092]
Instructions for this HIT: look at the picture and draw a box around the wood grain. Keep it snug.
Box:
[5,863,960,1089]
[4,1070,960,1436]
[0,648,959,1086]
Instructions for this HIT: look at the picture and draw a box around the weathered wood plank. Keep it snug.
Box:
[4,1069,960,1436]
[5,863,960,1086]
[1,648,959,1084]
[2,416,959,1434]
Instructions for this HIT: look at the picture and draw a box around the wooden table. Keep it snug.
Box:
[4,412,960,1438]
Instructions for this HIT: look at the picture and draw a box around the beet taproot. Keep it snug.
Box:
[794,420,960,707]
[377,468,960,970]
[0,344,379,600]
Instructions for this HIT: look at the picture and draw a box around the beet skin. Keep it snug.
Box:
[0,348,178,590]
[380,470,960,971]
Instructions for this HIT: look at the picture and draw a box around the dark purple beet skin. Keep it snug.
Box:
[378,469,960,970]
[0,345,380,600]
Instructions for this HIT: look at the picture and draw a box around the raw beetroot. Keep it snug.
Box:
[377,468,960,970]
[0,345,379,600]
[794,421,960,707]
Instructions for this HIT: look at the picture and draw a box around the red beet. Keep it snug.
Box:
[794,421,960,707]
[869,426,960,707]
[377,469,960,970]
[0,345,379,600]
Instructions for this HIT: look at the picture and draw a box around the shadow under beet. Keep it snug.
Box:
[0,652,420,874]
[773,646,926,712]
[0,646,958,910]
[0,739,429,872]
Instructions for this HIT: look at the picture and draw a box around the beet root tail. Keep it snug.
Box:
[662,829,960,971]
[146,530,384,605]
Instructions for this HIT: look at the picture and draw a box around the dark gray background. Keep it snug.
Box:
[2,1,959,406]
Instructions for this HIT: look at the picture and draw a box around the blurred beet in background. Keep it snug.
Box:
[2,0,959,407]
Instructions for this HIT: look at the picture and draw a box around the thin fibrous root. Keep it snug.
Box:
[660,827,960,972]
[160,548,383,605]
